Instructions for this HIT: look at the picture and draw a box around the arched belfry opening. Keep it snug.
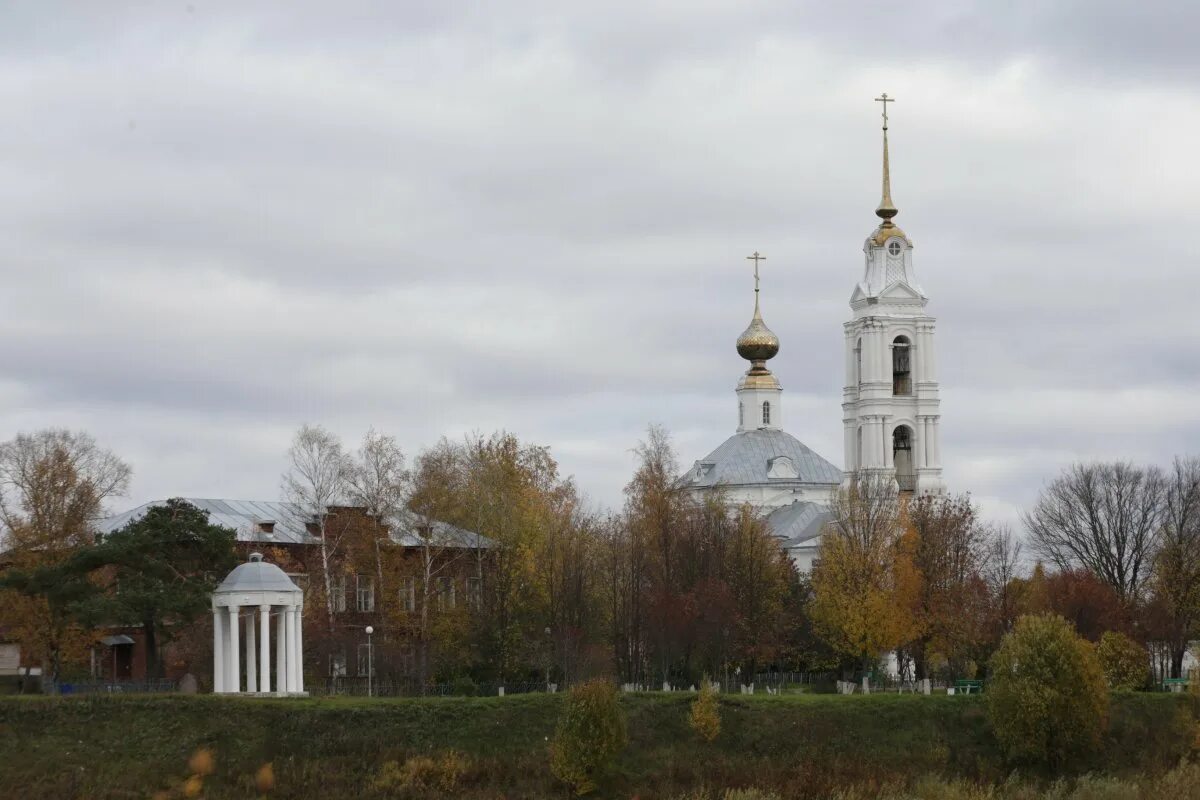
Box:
[893,425,914,492]
[892,336,911,395]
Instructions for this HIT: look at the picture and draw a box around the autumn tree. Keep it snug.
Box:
[403,440,470,690]
[987,614,1109,768]
[0,429,130,686]
[1149,457,1200,677]
[809,472,919,673]
[605,427,797,686]
[903,492,989,679]
[1024,461,1165,605]
[983,525,1024,640]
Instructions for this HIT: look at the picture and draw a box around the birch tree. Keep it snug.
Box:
[345,428,409,603]
[282,424,349,632]
[405,442,468,690]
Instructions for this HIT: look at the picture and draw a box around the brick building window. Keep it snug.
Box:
[356,574,375,612]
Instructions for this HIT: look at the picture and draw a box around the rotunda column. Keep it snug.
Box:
[212,607,224,693]
[245,609,257,693]
[259,605,271,694]
[285,605,297,693]
[295,606,305,693]
[275,607,287,695]
[226,605,240,694]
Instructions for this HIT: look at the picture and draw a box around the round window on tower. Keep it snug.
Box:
[887,240,902,257]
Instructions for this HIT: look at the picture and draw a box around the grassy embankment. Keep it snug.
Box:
[0,692,1195,799]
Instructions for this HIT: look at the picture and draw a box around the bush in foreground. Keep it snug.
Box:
[1095,631,1149,691]
[689,681,721,742]
[549,679,628,794]
[986,614,1109,768]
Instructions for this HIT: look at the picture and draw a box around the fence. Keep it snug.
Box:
[57,680,177,695]
[312,676,552,697]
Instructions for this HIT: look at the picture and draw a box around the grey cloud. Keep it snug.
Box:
[0,1,1196,525]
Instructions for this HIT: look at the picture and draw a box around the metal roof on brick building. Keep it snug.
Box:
[95,498,492,549]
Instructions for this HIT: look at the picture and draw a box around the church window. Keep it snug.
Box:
[887,240,902,257]
[739,402,744,427]
[762,401,771,425]
[892,336,912,396]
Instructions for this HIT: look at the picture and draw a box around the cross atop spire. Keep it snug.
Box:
[874,94,898,223]
[746,251,766,294]
[875,93,894,130]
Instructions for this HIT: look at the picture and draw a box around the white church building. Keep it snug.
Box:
[681,97,944,571]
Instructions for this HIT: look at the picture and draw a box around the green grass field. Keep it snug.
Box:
[0,692,1195,799]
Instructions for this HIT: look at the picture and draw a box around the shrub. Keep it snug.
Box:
[450,675,478,696]
[549,678,628,795]
[723,790,782,800]
[1094,632,1148,691]
[689,681,721,742]
[986,614,1109,768]
[371,750,469,793]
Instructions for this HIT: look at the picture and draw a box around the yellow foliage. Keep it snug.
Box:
[187,747,215,777]
[808,477,919,665]
[255,762,276,793]
[371,750,468,793]
[689,682,721,742]
[182,774,203,798]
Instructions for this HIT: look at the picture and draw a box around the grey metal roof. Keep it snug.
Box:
[216,554,302,594]
[683,429,842,489]
[765,501,831,548]
[95,498,492,549]
[96,499,318,545]
[387,509,495,549]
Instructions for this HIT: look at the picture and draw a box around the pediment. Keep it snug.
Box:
[878,281,925,301]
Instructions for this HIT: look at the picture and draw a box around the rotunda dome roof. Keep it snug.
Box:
[215,553,301,595]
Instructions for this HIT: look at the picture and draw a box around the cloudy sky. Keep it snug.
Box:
[0,2,1195,529]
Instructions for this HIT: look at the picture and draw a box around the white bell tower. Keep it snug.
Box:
[842,95,944,493]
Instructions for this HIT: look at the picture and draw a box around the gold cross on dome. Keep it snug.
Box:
[746,251,766,292]
[875,93,895,130]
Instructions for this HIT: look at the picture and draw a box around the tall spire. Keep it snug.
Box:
[875,93,898,224]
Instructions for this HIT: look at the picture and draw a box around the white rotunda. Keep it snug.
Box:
[211,553,306,695]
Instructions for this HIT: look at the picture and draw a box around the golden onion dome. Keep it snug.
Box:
[870,221,910,247]
[736,300,780,363]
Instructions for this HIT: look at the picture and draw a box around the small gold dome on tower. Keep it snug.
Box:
[736,305,780,363]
